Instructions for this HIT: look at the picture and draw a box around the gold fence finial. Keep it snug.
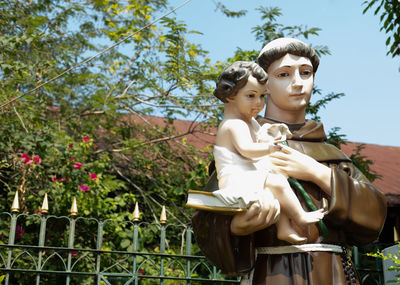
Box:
[160,205,167,224]
[133,202,140,222]
[41,193,49,214]
[11,191,20,212]
[69,197,78,216]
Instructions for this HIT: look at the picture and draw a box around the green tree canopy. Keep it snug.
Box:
[363,0,400,58]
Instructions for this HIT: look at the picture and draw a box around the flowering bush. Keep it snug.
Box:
[41,135,127,217]
[0,127,128,219]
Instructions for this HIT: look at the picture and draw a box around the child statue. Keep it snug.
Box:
[187,61,325,244]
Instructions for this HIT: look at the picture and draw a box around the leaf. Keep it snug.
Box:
[120,238,131,249]
[386,36,391,46]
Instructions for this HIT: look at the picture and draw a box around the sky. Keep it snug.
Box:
[168,0,400,147]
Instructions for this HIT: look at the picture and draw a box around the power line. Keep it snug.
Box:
[0,0,192,109]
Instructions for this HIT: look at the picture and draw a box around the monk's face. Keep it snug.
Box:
[266,53,314,113]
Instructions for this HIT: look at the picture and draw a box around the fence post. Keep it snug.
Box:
[95,220,103,285]
[132,202,140,285]
[36,193,49,285]
[66,197,77,285]
[159,206,167,285]
[5,192,19,285]
[185,226,192,285]
[374,243,383,284]
[352,246,359,268]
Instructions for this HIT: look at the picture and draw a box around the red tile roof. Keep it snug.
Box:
[341,142,400,206]
[141,116,400,205]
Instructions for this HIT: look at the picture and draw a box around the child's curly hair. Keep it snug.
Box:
[213,61,268,103]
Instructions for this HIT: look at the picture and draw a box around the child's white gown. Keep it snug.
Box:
[212,118,290,209]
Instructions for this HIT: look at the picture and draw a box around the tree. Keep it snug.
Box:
[0,1,216,282]
[0,1,217,265]
[363,0,400,58]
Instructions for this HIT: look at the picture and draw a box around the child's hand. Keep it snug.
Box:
[268,144,282,153]
[270,145,332,194]
[273,136,285,144]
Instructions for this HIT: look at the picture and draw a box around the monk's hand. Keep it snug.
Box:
[270,145,332,194]
[230,198,280,236]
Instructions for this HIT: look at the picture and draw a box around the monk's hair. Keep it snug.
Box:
[213,61,267,103]
[257,41,319,73]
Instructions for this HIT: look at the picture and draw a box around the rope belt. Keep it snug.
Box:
[256,243,343,255]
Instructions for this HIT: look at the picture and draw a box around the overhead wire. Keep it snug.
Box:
[0,0,192,109]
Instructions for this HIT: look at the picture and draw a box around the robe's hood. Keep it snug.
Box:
[257,118,327,142]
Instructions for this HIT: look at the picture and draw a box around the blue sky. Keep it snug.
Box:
[169,0,400,147]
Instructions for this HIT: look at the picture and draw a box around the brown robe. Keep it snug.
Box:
[192,119,387,284]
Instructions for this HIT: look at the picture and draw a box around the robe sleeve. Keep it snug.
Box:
[191,209,255,276]
[325,162,387,246]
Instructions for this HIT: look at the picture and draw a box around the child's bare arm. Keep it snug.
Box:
[226,119,281,159]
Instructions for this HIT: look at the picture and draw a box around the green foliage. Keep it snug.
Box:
[306,87,345,122]
[0,2,213,269]
[367,242,400,283]
[214,2,247,18]
[251,6,328,53]
[326,127,347,149]
[363,0,400,58]
[0,0,211,220]
[349,144,381,182]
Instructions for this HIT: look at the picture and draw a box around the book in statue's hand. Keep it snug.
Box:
[185,190,248,215]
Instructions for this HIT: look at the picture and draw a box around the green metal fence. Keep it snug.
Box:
[0,193,240,284]
[0,192,386,284]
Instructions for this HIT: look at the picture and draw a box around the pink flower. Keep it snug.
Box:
[16,225,24,239]
[140,269,144,275]
[68,144,73,148]
[71,251,77,256]
[33,155,42,164]
[83,136,91,142]
[79,184,90,192]
[73,162,82,169]
[93,144,98,148]
[69,157,75,162]
[90,173,97,180]
[51,176,57,182]
[59,177,69,182]
[21,153,33,164]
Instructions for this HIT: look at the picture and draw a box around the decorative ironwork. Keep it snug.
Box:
[1,195,386,284]
[0,196,240,284]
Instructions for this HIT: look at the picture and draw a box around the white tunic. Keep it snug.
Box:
[212,118,290,208]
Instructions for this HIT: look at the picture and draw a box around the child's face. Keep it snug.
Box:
[266,53,314,113]
[227,75,267,121]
